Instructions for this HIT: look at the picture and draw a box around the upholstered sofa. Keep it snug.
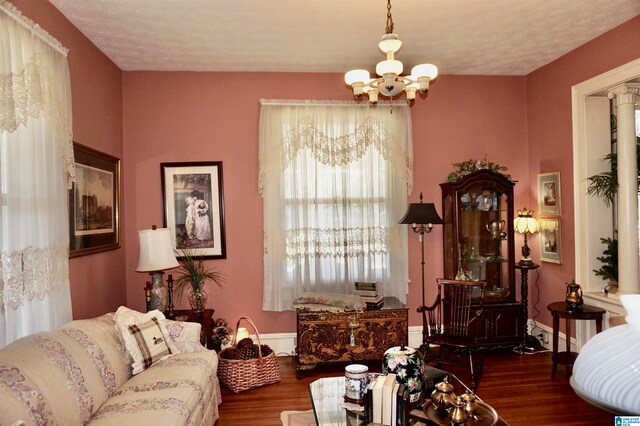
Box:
[0,310,221,425]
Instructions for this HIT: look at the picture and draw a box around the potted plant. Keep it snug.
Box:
[174,249,225,313]
[593,236,618,293]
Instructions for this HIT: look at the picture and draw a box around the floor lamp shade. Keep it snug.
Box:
[399,202,443,226]
[136,227,179,312]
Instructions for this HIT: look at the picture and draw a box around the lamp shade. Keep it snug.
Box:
[513,208,539,234]
[136,227,179,272]
[399,202,443,226]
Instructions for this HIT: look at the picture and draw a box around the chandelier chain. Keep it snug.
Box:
[385,0,394,34]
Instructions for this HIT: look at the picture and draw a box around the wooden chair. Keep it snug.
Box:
[417,278,486,391]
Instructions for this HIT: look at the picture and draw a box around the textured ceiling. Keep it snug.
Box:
[48,0,640,75]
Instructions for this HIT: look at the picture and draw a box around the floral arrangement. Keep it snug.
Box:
[446,157,511,182]
[211,318,233,348]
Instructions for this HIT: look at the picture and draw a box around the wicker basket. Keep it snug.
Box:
[217,317,281,393]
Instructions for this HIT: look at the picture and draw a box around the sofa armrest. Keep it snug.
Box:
[164,320,207,353]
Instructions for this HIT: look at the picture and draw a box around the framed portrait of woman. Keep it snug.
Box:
[540,218,561,264]
[161,162,226,259]
[538,172,561,216]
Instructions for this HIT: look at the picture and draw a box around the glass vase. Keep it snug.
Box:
[188,288,207,314]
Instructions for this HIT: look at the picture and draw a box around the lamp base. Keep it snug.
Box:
[148,271,168,312]
[518,258,534,266]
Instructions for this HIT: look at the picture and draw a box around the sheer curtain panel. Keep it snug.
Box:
[259,100,413,311]
[0,1,74,347]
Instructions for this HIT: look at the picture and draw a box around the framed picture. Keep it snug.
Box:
[69,143,121,257]
[540,218,561,264]
[161,162,226,259]
[538,172,561,216]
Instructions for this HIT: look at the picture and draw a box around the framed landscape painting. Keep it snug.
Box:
[538,172,561,216]
[540,218,561,264]
[161,162,227,259]
[69,143,121,257]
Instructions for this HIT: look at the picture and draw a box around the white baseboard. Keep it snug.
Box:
[248,326,425,357]
[528,319,575,351]
[246,323,570,356]
[245,320,576,356]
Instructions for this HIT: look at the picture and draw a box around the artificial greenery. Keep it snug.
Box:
[446,157,512,182]
[586,115,640,207]
[593,236,618,282]
[174,249,225,302]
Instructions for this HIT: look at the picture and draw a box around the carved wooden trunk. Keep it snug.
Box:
[295,297,408,377]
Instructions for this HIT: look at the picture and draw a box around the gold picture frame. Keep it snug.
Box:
[538,172,561,216]
[540,218,561,264]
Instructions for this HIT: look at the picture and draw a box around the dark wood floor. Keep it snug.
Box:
[216,349,614,425]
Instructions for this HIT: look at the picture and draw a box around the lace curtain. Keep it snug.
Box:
[0,1,73,347]
[259,99,413,311]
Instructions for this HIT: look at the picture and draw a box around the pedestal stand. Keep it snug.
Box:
[515,262,540,353]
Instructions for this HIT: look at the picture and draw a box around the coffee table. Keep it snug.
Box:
[308,368,508,425]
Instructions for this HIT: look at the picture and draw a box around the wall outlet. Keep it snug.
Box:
[537,331,550,345]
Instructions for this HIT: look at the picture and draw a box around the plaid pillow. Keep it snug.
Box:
[127,317,172,370]
[114,307,180,375]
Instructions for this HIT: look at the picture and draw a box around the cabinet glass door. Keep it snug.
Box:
[441,170,515,303]
[457,184,509,297]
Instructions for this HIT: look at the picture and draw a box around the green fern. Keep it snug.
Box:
[593,237,618,281]
[173,248,225,302]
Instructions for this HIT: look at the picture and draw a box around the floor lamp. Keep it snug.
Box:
[399,192,443,350]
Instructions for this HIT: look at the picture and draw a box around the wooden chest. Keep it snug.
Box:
[295,297,408,377]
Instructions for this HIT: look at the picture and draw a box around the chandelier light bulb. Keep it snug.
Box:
[411,63,439,80]
[344,69,370,86]
[376,59,403,77]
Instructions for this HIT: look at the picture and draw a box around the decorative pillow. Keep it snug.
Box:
[164,320,206,353]
[114,307,180,375]
[293,292,365,310]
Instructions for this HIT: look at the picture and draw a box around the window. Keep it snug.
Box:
[259,100,413,311]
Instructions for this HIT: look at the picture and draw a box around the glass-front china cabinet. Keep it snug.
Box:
[441,170,521,346]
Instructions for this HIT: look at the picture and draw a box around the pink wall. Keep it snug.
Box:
[18,3,640,335]
[122,72,527,332]
[12,1,126,319]
[526,15,640,329]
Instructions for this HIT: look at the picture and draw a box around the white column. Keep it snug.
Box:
[608,84,640,294]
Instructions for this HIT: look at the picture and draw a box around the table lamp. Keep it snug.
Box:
[513,208,539,266]
[136,226,179,312]
[399,192,443,348]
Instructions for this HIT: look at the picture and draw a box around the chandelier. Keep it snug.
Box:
[344,0,438,105]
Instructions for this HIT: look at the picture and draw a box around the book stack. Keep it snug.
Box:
[363,373,409,426]
[353,281,384,309]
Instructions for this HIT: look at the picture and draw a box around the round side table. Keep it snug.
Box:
[547,302,606,378]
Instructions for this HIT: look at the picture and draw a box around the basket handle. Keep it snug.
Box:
[232,316,265,359]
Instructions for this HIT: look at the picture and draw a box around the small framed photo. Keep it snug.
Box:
[540,218,561,264]
[69,143,121,257]
[538,172,561,216]
[161,162,226,259]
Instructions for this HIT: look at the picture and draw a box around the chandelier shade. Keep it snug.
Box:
[344,0,438,105]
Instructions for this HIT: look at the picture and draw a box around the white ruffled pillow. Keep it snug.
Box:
[114,307,180,375]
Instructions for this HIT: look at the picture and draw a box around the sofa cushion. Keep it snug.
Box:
[0,314,130,425]
[88,350,218,425]
[114,308,179,375]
